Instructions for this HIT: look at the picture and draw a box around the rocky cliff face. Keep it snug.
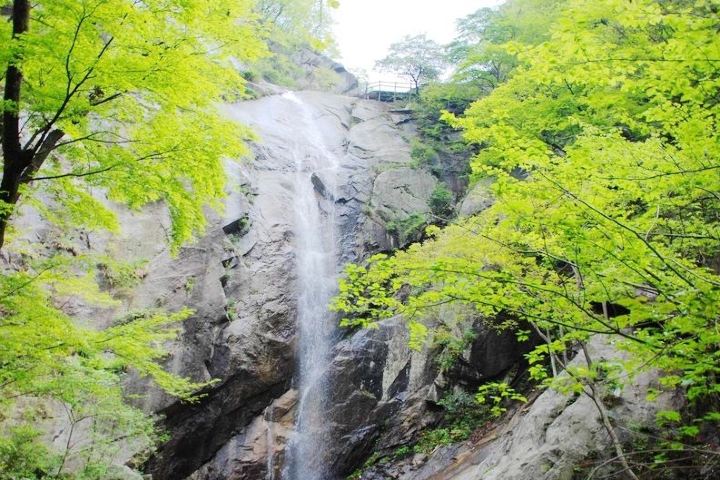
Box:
[358,338,676,480]
[146,89,531,479]
[126,91,449,479]
[11,88,440,479]
[88,89,649,480]
[14,85,672,480]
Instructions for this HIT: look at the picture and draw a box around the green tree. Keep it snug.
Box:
[250,0,340,86]
[408,1,561,172]
[256,0,338,50]
[428,183,454,221]
[0,0,268,251]
[448,1,562,88]
[335,0,720,477]
[375,34,446,94]
[0,0,281,476]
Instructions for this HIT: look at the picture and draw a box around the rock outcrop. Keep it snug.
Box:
[359,338,677,480]
[458,177,495,218]
[291,49,359,95]
[187,390,298,480]
[132,91,530,479]
[7,89,437,479]
[278,313,530,479]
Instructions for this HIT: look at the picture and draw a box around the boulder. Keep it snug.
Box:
[291,49,359,95]
[458,177,495,217]
[360,167,438,250]
[371,168,437,222]
[445,339,674,480]
[446,317,534,388]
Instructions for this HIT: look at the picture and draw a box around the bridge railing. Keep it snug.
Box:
[359,81,417,102]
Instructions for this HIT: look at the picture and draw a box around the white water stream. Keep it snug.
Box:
[278,92,339,480]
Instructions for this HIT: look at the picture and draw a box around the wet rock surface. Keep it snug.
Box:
[186,390,298,480]
[312,318,435,476]
[276,313,531,479]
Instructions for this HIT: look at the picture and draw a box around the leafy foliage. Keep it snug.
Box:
[0,1,335,477]
[476,382,527,418]
[428,183,455,221]
[256,0,338,50]
[0,254,210,476]
[250,0,340,87]
[385,213,427,247]
[0,0,270,251]
[0,426,57,480]
[411,82,485,143]
[375,34,446,92]
[410,139,439,170]
[337,0,720,473]
[351,389,492,475]
[97,256,147,291]
[414,390,491,454]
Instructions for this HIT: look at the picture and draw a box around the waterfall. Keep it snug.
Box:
[281,91,339,480]
[265,405,276,480]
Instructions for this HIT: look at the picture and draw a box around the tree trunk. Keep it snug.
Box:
[0,151,31,249]
[581,343,639,480]
[0,0,31,250]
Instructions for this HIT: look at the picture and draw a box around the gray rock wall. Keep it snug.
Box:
[6,88,441,479]
[97,90,525,479]
[138,92,442,479]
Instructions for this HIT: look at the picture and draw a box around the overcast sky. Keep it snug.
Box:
[332,0,505,83]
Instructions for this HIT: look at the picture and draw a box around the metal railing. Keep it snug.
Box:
[359,81,417,102]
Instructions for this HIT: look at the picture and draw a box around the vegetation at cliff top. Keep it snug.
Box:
[375,34,447,94]
[0,0,337,478]
[334,0,720,477]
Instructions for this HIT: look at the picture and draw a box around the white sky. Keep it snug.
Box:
[332,0,506,83]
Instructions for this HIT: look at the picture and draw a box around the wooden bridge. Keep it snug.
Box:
[360,81,416,102]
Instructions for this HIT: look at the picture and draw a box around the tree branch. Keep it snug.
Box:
[537,170,704,288]
[28,149,182,182]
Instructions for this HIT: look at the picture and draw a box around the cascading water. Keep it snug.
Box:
[279,92,339,480]
[265,405,276,480]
